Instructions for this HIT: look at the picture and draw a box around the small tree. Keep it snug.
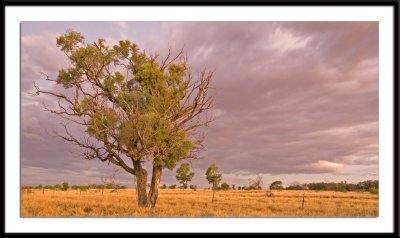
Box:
[286,182,305,190]
[270,181,283,190]
[161,184,167,189]
[189,185,197,191]
[249,175,263,190]
[205,164,222,202]
[231,184,236,190]
[61,182,69,191]
[168,184,177,189]
[79,186,88,191]
[220,182,230,190]
[176,163,195,190]
[102,169,120,192]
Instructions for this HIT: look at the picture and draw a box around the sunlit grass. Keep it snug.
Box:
[21,189,378,217]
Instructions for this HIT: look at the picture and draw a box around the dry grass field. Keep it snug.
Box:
[21,189,378,217]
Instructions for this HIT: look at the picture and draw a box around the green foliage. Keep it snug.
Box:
[270,181,283,190]
[356,180,379,190]
[286,183,307,190]
[61,182,69,191]
[37,183,130,191]
[369,187,378,195]
[105,183,114,189]
[205,164,222,190]
[71,185,79,189]
[179,184,188,190]
[168,184,177,189]
[41,30,213,208]
[176,163,195,189]
[57,68,82,89]
[220,182,230,190]
[79,186,88,192]
[53,30,199,171]
[86,109,118,140]
[189,185,197,191]
[56,29,84,53]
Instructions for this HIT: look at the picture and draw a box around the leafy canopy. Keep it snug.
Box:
[270,181,284,190]
[205,164,222,189]
[52,30,203,170]
[176,163,195,188]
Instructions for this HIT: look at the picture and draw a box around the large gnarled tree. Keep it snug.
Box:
[33,30,214,208]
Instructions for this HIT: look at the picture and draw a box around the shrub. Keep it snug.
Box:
[61,182,69,191]
[168,184,177,189]
[83,207,93,213]
[369,187,378,195]
[220,182,230,190]
[189,185,197,191]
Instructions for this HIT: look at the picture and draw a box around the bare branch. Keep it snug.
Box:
[55,124,135,175]
[160,47,185,71]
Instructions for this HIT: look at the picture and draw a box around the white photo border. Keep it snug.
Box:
[5,6,395,233]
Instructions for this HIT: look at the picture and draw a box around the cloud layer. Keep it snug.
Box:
[21,22,378,187]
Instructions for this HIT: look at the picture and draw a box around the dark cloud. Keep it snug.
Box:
[21,22,378,187]
[156,22,378,179]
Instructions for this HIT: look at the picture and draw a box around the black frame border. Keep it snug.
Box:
[1,0,399,236]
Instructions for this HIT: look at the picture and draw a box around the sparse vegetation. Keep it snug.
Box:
[270,181,284,190]
[219,182,230,190]
[176,163,195,190]
[21,189,378,217]
[286,182,307,190]
[369,187,379,195]
[61,182,69,191]
[21,179,378,217]
[249,175,263,190]
[189,185,197,191]
[205,164,222,202]
[168,184,177,189]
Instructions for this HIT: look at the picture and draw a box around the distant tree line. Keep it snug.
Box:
[22,173,378,195]
[233,180,378,193]
[21,182,127,191]
[22,179,378,193]
[304,180,378,192]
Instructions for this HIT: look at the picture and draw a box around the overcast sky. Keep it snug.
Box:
[21,21,378,188]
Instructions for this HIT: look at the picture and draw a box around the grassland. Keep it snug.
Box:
[21,189,378,217]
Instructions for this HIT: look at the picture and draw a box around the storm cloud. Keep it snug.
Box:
[21,22,378,188]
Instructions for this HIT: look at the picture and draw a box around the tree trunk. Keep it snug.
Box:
[146,166,162,208]
[134,161,148,207]
[212,189,215,203]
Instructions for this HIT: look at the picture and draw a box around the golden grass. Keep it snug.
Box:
[21,189,378,217]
